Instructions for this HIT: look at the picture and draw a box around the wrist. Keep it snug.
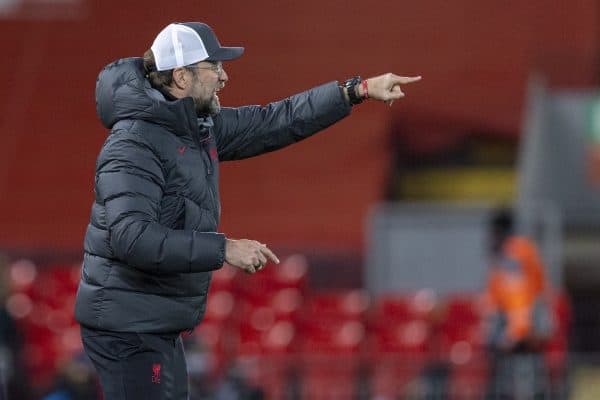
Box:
[342,76,364,106]
[341,86,350,103]
[224,238,233,256]
[356,79,369,99]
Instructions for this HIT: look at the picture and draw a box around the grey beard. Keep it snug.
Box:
[194,96,220,116]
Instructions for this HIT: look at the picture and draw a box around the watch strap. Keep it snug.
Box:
[343,76,363,105]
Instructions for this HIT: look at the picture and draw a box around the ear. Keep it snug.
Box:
[172,68,188,90]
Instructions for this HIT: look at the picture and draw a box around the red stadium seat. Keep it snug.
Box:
[234,353,295,400]
[369,290,440,328]
[234,254,309,302]
[301,289,370,322]
[238,287,304,322]
[8,259,38,294]
[448,354,489,399]
[299,358,363,400]
[370,294,413,325]
[209,264,239,292]
[8,263,91,391]
[300,319,366,354]
[445,294,483,327]
[366,318,430,399]
[297,314,367,400]
[233,318,297,398]
[203,290,237,324]
[544,291,572,387]
[238,316,297,356]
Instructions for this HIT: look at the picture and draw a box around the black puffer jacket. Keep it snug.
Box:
[74,57,351,333]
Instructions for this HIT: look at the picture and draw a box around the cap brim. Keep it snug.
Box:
[206,46,244,61]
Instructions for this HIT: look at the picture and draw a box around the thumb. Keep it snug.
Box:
[387,84,405,100]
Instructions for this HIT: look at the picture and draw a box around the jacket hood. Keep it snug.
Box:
[95,57,198,135]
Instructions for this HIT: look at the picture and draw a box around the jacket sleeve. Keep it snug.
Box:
[213,81,351,161]
[96,134,226,274]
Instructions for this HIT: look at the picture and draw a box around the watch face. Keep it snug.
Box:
[345,76,361,88]
[345,76,363,105]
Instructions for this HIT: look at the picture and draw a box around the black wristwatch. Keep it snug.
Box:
[343,76,363,106]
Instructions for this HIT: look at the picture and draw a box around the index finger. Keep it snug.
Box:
[259,245,280,264]
[392,75,422,85]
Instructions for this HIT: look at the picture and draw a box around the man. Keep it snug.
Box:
[485,209,551,351]
[484,208,553,399]
[74,21,421,399]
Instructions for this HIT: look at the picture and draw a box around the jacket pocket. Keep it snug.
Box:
[83,330,146,360]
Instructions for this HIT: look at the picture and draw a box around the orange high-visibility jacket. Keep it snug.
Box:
[486,236,546,341]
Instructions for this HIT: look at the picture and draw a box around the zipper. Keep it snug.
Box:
[190,131,212,176]
[190,130,219,219]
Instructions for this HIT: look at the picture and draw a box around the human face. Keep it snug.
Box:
[185,61,228,116]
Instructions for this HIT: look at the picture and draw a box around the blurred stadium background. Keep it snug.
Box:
[0,0,599,398]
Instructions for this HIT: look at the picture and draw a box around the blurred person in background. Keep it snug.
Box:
[41,353,98,400]
[212,366,265,400]
[183,334,219,399]
[484,208,554,399]
[417,300,451,400]
[403,291,452,400]
[74,21,421,399]
[0,255,31,400]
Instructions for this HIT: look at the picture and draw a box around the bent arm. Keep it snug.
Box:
[98,135,225,273]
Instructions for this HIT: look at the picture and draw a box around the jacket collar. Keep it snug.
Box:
[95,57,207,137]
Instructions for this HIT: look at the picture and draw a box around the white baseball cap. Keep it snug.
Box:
[150,22,244,71]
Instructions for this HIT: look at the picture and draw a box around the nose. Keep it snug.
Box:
[219,67,229,82]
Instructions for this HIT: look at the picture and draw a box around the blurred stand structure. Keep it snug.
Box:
[517,75,600,361]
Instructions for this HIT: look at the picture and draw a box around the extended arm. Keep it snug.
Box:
[214,74,421,161]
